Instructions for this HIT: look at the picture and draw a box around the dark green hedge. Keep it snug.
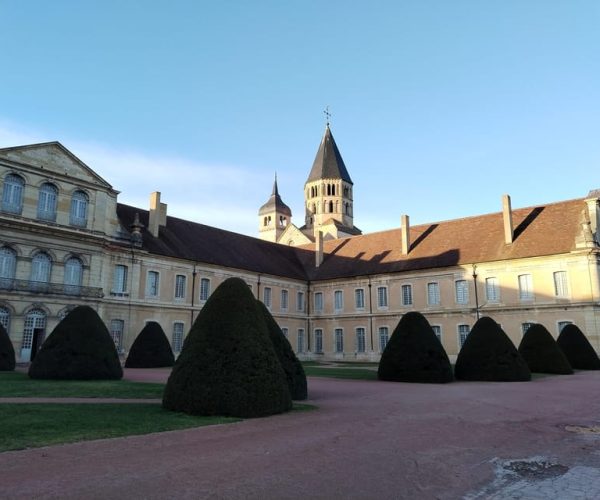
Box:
[518,323,573,374]
[257,301,307,400]
[455,316,530,382]
[378,311,453,383]
[557,324,600,370]
[163,277,292,418]
[28,306,123,380]
[125,321,175,368]
[0,322,16,371]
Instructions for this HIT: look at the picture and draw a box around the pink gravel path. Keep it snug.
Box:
[2,371,600,499]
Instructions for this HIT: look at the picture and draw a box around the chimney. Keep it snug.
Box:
[149,191,165,238]
[315,230,324,267]
[401,214,410,255]
[502,194,514,244]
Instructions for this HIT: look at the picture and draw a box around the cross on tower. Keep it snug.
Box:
[324,106,331,127]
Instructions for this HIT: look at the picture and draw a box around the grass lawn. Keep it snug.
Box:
[0,372,164,399]
[303,366,378,380]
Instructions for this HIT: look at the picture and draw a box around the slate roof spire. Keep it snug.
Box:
[258,174,292,216]
[306,125,353,185]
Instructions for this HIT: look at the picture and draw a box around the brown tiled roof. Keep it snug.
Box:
[116,204,310,280]
[297,198,586,281]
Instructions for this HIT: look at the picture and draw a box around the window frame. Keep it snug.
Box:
[199,277,211,302]
[314,328,323,354]
[355,288,365,310]
[263,286,272,309]
[378,326,389,352]
[377,286,389,308]
[174,274,187,300]
[2,173,25,214]
[146,270,160,297]
[400,284,412,307]
[518,274,534,301]
[314,291,323,313]
[69,190,89,227]
[334,290,344,312]
[485,277,500,302]
[553,271,569,298]
[280,289,289,311]
[334,328,344,353]
[172,321,185,352]
[37,182,59,222]
[455,279,469,305]
[112,264,128,296]
[427,282,440,306]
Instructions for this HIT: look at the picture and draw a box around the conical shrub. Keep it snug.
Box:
[0,322,16,371]
[257,301,307,400]
[125,321,175,368]
[455,316,531,382]
[163,277,292,418]
[557,324,600,370]
[378,311,453,383]
[29,305,123,380]
[518,324,573,374]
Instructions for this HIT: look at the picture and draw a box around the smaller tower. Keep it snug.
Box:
[258,175,292,242]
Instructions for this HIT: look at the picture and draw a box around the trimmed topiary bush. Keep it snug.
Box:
[557,324,600,370]
[455,316,531,382]
[125,321,175,368]
[518,324,573,374]
[163,277,292,418]
[378,311,453,383]
[0,322,16,371]
[257,301,307,400]
[28,305,123,380]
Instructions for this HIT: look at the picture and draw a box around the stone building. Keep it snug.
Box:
[1,128,600,363]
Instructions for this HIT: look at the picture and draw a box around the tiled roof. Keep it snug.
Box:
[258,177,292,216]
[306,126,353,184]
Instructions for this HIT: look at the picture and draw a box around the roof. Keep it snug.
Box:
[319,218,363,236]
[297,198,587,281]
[258,177,292,216]
[305,126,353,184]
[117,204,309,280]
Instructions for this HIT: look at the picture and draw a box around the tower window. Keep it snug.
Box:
[332,184,336,196]
[328,201,333,213]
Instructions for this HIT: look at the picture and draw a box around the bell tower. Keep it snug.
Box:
[258,175,292,242]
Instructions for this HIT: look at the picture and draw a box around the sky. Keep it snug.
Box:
[0,1,599,237]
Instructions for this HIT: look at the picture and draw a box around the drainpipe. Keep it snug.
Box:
[472,264,480,320]
[257,274,261,300]
[190,264,197,325]
[306,280,311,352]
[368,276,374,351]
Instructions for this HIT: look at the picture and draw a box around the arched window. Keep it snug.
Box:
[327,184,331,196]
[2,174,25,214]
[0,306,10,331]
[22,308,47,351]
[0,247,17,287]
[31,252,52,283]
[345,202,350,215]
[328,201,333,213]
[70,190,88,227]
[64,257,83,294]
[37,183,58,221]
[263,216,268,227]
[332,184,336,196]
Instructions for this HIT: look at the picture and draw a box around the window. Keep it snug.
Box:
[356,327,366,353]
[146,271,159,297]
[558,321,572,333]
[31,252,51,283]
[2,174,24,214]
[314,329,323,353]
[281,327,288,339]
[521,322,534,335]
[109,319,124,351]
[0,306,10,331]
[174,274,186,299]
[64,257,83,294]
[37,183,58,221]
[280,289,288,311]
[112,265,128,295]
[401,285,412,306]
[455,280,469,304]
[432,325,442,343]
[297,291,305,312]
[378,286,389,308]
[69,190,88,227]
[0,247,17,287]
[334,328,344,353]
[263,287,272,308]
[297,329,304,353]
[485,277,499,302]
[518,274,533,300]
[22,309,46,350]
[334,290,343,312]
[172,322,185,352]
[199,278,211,301]
[378,327,389,352]
[355,288,365,309]
[458,324,470,348]
[314,291,323,312]
[553,271,569,298]
[427,282,440,306]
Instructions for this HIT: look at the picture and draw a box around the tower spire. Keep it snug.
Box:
[324,106,331,128]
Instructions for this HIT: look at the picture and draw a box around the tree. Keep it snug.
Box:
[557,324,600,370]
[378,311,453,383]
[0,322,15,371]
[454,316,531,382]
[257,301,307,399]
[163,277,292,418]
[518,323,573,374]
[125,321,175,368]
[29,305,123,380]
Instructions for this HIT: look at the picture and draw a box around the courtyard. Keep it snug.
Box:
[1,369,600,499]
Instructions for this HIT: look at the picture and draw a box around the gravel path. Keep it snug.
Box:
[2,370,600,499]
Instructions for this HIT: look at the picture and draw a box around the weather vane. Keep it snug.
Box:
[324,106,331,127]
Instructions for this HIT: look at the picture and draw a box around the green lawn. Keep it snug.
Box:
[303,366,378,380]
[0,372,164,399]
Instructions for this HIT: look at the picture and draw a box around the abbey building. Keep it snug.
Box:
[1,127,600,364]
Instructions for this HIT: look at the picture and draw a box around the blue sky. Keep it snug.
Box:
[1,1,598,236]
